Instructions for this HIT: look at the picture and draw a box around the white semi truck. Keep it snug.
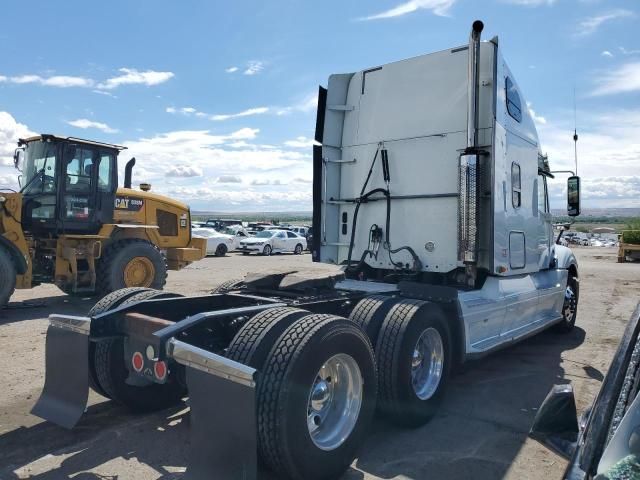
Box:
[32,20,582,480]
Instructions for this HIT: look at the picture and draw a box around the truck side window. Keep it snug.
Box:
[512,162,521,208]
[506,77,522,123]
[537,175,548,214]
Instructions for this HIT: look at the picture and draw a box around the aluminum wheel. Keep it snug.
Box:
[563,283,577,324]
[307,353,363,451]
[411,327,444,401]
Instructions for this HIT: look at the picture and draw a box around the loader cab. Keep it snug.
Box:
[16,135,122,235]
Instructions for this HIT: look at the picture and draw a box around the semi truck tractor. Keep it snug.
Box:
[31,21,582,480]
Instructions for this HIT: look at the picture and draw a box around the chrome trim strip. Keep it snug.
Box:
[48,315,91,335]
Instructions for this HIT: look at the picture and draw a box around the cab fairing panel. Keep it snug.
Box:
[321,44,496,272]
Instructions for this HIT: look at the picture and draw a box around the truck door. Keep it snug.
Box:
[60,145,99,233]
[536,175,553,269]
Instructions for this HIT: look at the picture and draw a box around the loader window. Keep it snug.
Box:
[157,209,178,236]
[98,153,114,192]
[512,163,521,208]
[65,148,95,192]
[506,77,522,123]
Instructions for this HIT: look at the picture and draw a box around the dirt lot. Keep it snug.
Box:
[0,247,638,480]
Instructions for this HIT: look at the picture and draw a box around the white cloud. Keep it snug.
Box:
[93,89,117,98]
[225,66,239,73]
[67,118,119,134]
[0,74,93,88]
[217,175,243,183]
[0,112,35,170]
[620,47,640,56]
[284,136,317,148]
[276,93,318,116]
[576,9,634,36]
[166,105,269,121]
[601,50,614,58]
[210,107,269,121]
[243,61,265,76]
[357,0,455,20]
[526,102,547,126]
[590,62,640,96]
[166,165,203,177]
[96,68,174,90]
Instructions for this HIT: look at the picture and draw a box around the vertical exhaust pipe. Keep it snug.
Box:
[466,20,484,151]
[124,157,136,189]
[459,20,484,278]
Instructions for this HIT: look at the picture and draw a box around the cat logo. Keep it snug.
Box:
[115,196,144,211]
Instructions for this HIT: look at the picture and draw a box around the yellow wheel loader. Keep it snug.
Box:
[0,134,206,307]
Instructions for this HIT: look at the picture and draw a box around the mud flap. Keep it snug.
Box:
[167,339,257,480]
[31,315,91,429]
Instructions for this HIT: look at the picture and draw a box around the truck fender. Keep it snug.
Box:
[0,236,27,274]
[554,245,578,277]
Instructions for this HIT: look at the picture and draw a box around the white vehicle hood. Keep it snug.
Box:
[241,237,270,244]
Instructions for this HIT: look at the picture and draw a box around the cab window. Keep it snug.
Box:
[98,153,115,192]
[512,162,522,208]
[537,176,549,214]
[65,148,95,192]
[506,77,522,123]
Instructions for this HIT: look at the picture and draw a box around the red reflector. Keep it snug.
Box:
[132,352,144,372]
[154,361,167,380]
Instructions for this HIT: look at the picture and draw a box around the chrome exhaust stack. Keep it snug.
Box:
[459,20,484,281]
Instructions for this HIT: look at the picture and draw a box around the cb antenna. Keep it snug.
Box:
[573,87,578,175]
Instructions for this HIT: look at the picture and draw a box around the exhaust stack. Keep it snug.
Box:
[124,157,136,189]
[459,20,484,275]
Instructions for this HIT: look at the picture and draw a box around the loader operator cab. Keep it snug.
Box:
[14,135,122,235]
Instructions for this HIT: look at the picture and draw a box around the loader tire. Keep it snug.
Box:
[375,299,451,427]
[87,287,157,398]
[210,277,244,294]
[97,239,167,296]
[349,295,398,346]
[0,247,16,309]
[258,314,376,480]
[226,307,308,368]
[93,290,186,411]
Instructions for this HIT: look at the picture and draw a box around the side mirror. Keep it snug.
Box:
[529,384,579,460]
[567,176,581,217]
[13,148,24,172]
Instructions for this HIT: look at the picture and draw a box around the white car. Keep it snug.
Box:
[192,228,238,256]
[238,229,307,256]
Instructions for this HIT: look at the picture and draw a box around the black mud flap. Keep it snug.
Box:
[31,315,91,429]
[168,339,257,480]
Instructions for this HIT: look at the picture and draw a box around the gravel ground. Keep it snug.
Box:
[0,247,638,480]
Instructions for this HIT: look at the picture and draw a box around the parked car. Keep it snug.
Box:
[192,228,238,256]
[238,229,307,255]
[530,305,640,480]
[289,226,309,237]
[218,225,251,247]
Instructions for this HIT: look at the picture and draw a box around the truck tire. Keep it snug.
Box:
[226,307,308,368]
[349,295,398,346]
[375,299,451,427]
[210,278,244,294]
[97,239,167,295]
[93,289,186,411]
[87,287,157,398]
[0,247,16,309]
[555,275,579,333]
[258,314,376,480]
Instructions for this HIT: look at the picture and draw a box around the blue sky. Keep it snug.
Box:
[0,0,637,211]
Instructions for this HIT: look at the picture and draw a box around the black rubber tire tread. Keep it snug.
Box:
[555,275,579,333]
[375,299,451,427]
[258,314,377,480]
[93,289,186,411]
[214,243,228,257]
[0,247,17,309]
[226,307,308,368]
[263,244,272,256]
[294,244,303,255]
[87,287,156,397]
[96,239,167,296]
[210,277,245,294]
[349,295,398,346]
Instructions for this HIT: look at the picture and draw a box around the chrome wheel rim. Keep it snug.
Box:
[563,284,577,323]
[411,327,444,400]
[307,353,363,451]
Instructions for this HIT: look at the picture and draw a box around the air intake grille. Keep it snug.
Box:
[458,154,479,264]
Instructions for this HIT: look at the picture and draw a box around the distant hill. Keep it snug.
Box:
[551,208,640,218]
